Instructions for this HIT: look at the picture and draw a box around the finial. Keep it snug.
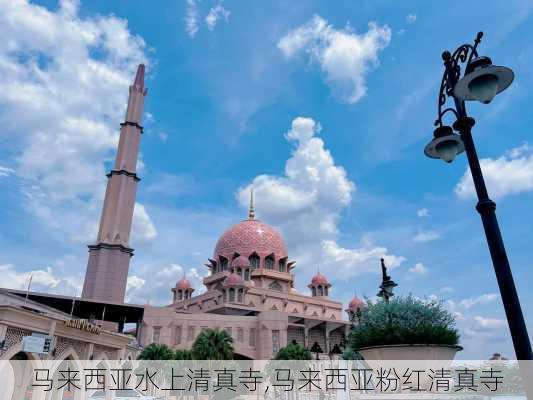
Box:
[134,64,145,90]
[248,187,255,220]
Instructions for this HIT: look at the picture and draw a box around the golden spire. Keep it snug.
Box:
[248,187,255,220]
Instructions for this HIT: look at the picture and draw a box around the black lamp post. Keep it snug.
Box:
[424,32,532,360]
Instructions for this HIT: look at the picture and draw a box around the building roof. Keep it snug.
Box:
[175,276,192,290]
[223,273,244,286]
[231,255,250,268]
[310,272,330,286]
[1,288,144,323]
[347,296,365,311]
[214,219,288,260]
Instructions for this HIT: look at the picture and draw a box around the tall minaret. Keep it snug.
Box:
[82,64,147,303]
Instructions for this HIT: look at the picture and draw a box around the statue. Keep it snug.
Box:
[377,258,397,302]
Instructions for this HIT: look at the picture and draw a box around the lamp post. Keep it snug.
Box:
[424,32,532,360]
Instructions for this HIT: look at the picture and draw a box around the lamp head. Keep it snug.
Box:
[454,56,514,104]
[424,125,465,163]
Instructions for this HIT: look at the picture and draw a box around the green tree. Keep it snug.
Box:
[137,343,175,360]
[274,341,311,360]
[191,328,234,360]
[174,349,193,360]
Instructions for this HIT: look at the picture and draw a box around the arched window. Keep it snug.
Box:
[265,255,275,269]
[312,287,316,297]
[237,267,242,277]
[279,258,287,272]
[318,286,323,296]
[178,290,183,300]
[237,289,243,303]
[324,287,329,296]
[244,269,250,281]
[220,256,228,271]
[249,254,260,268]
[229,288,235,302]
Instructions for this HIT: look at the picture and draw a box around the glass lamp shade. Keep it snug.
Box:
[424,128,465,162]
[454,60,514,103]
[435,139,459,163]
[468,73,499,104]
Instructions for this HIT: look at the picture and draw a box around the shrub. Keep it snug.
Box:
[349,295,459,350]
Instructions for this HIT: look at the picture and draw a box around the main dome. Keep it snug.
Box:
[214,220,288,260]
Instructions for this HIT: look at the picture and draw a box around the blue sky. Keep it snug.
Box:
[0,0,532,359]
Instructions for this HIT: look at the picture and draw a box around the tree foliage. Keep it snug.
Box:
[137,343,175,360]
[274,341,312,360]
[191,328,234,360]
[349,295,460,350]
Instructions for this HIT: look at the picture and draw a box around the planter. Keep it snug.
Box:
[358,344,462,392]
[359,343,462,361]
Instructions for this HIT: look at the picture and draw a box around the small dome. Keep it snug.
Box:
[232,255,250,268]
[223,273,243,286]
[176,276,192,290]
[310,272,329,286]
[348,296,365,311]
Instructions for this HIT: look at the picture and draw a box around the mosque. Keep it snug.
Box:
[0,65,364,361]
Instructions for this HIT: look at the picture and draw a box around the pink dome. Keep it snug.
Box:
[232,255,250,268]
[214,220,288,261]
[176,277,191,290]
[223,273,243,286]
[310,272,329,286]
[348,297,365,311]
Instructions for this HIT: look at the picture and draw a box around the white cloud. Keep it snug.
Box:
[472,315,506,330]
[440,286,454,293]
[0,0,154,245]
[456,143,533,199]
[0,263,79,294]
[408,262,427,275]
[0,166,15,177]
[237,117,403,280]
[406,14,417,24]
[185,0,199,38]
[413,230,440,242]
[205,2,230,31]
[459,293,499,309]
[417,208,429,218]
[131,203,158,244]
[278,15,391,103]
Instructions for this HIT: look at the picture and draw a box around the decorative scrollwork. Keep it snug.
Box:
[435,32,483,126]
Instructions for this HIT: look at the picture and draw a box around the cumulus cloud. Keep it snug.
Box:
[278,15,391,103]
[0,263,80,294]
[408,262,428,275]
[237,117,403,280]
[205,2,230,31]
[413,230,440,243]
[456,143,533,199]
[0,0,154,245]
[131,203,158,244]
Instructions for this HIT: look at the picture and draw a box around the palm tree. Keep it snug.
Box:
[191,328,234,360]
[137,343,175,360]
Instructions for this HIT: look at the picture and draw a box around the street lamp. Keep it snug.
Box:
[424,32,532,360]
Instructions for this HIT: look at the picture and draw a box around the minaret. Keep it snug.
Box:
[82,64,147,303]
